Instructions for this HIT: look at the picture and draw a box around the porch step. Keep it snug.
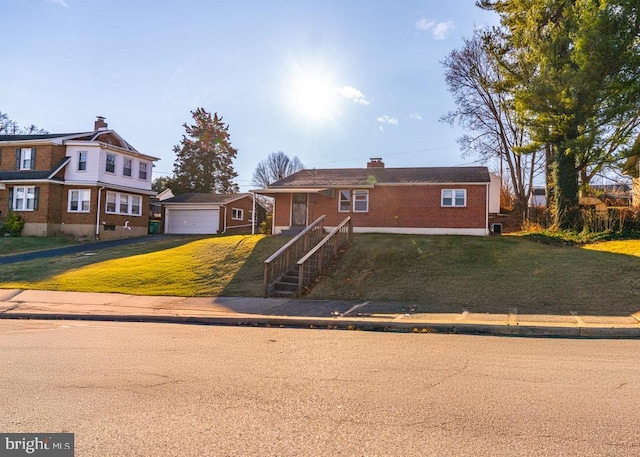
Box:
[269,269,300,297]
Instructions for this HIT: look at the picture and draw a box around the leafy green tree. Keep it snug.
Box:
[252,151,304,188]
[151,176,173,194]
[171,108,239,194]
[479,0,640,228]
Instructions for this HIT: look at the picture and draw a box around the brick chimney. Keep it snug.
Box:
[367,158,385,168]
[94,116,108,131]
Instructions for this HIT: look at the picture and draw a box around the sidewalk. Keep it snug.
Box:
[1,289,639,338]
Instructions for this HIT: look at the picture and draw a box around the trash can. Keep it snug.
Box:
[148,220,160,234]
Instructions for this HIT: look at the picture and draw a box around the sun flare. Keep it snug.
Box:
[287,69,338,121]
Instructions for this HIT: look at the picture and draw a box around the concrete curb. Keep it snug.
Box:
[2,312,639,339]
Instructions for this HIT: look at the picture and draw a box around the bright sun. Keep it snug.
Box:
[288,70,338,121]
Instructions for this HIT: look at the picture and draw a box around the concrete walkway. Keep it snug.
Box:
[1,289,639,338]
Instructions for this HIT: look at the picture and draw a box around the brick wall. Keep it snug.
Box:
[273,185,487,230]
[0,144,67,170]
[224,196,257,233]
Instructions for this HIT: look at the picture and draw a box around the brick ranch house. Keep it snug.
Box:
[255,158,501,236]
[0,117,159,238]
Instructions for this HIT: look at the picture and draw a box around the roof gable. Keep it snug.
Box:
[161,193,253,205]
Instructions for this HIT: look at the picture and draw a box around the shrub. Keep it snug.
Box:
[259,214,273,235]
[2,212,25,236]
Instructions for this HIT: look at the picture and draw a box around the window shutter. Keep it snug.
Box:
[31,147,36,170]
[15,148,20,170]
[34,187,40,211]
[8,187,14,211]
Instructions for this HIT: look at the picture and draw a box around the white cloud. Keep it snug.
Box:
[339,86,370,105]
[409,113,423,121]
[415,17,455,40]
[377,115,398,126]
[47,0,69,7]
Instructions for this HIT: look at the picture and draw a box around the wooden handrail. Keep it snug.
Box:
[297,217,350,265]
[264,215,325,264]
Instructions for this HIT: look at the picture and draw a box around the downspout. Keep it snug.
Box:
[251,192,256,235]
[486,183,490,235]
[221,204,227,234]
[96,186,105,239]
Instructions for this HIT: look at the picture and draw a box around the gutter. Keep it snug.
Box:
[221,204,227,234]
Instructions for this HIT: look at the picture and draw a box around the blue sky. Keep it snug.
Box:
[1,1,497,191]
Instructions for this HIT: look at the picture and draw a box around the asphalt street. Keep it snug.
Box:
[1,320,639,456]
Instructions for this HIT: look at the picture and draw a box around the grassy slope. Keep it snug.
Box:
[305,234,640,315]
[1,233,639,315]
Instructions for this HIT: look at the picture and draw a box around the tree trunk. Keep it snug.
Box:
[551,147,580,229]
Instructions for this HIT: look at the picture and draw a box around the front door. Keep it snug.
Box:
[291,193,307,227]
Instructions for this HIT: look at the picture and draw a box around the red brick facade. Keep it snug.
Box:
[273,184,488,233]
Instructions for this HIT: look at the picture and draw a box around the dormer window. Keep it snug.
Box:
[16,148,35,170]
[78,151,87,171]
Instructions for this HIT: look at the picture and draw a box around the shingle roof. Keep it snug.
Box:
[161,193,252,204]
[268,166,490,188]
[0,157,70,182]
[0,132,93,142]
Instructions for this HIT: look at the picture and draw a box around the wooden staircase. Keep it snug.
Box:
[264,216,352,298]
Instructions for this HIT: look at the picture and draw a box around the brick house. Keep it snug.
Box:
[0,117,159,238]
[161,193,267,235]
[255,158,500,236]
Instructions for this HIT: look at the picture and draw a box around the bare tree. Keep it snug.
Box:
[252,151,304,188]
[0,112,47,135]
[441,30,541,219]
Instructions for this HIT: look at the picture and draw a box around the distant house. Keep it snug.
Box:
[161,193,267,235]
[0,117,159,238]
[529,187,547,208]
[254,158,500,236]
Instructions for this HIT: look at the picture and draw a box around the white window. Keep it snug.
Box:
[139,163,148,180]
[339,189,369,212]
[105,191,142,216]
[12,186,37,211]
[353,190,369,212]
[123,158,132,177]
[442,189,467,207]
[339,190,351,212]
[18,148,34,170]
[78,151,87,171]
[105,153,116,173]
[232,208,243,220]
[68,189,91,213]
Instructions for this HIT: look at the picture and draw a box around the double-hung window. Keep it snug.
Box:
[339,189,369,212]
[105,191,142,216]
[123,158,132,177]
[68,189,91,213]
[12,186,38,211]
[105,153,116,173]
[232,208,244,220]
[441,189,466,207]
[16,148,35,170]
[139,163,148,180]
[78,151,87,171]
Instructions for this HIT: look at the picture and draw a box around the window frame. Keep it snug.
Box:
[122,158,132,177]
[18,148,34,171]
[231,208,244,220]
[105,153,116,173]
[68,189,91,213]
[338,189,369,213]
[77,151,87,172]
[105,190,142,216]
[12,186,37,211]
[138,162,148,181]
[441,189,467,208]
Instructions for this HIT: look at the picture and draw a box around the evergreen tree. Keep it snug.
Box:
[479,0,640,228]
[171,108,239,194]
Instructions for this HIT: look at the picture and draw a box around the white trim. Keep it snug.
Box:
[274,225,488,236]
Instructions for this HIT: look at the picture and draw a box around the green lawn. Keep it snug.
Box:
[0,235,81,255]
[1,233,639,316]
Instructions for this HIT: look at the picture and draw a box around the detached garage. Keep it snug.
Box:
[161,193,267,235]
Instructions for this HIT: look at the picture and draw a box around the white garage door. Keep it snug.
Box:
[166,209,220,234]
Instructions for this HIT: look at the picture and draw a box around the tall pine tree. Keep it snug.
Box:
[171,108,239,194]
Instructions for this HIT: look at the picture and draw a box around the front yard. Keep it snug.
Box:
[1,233,639,315]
